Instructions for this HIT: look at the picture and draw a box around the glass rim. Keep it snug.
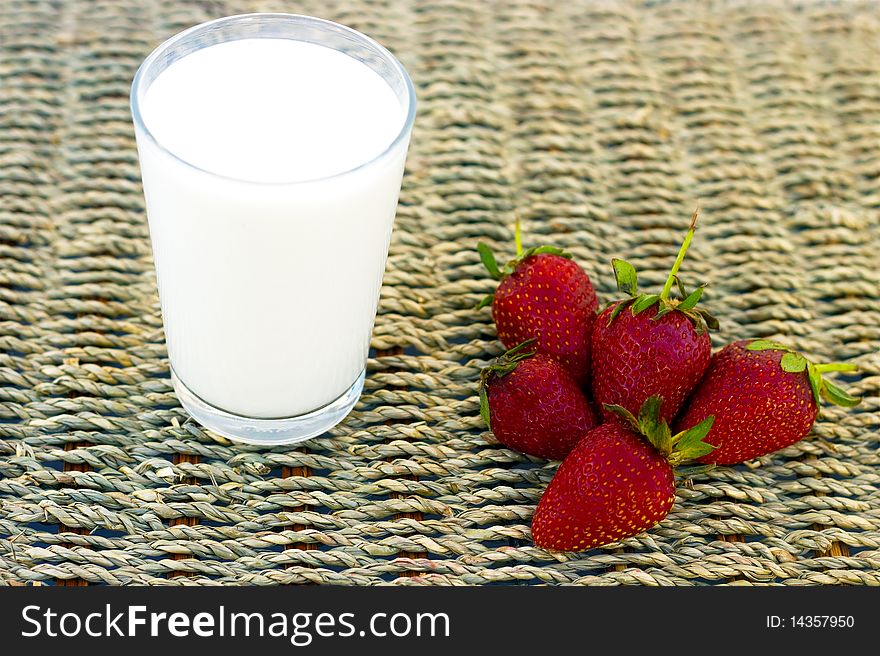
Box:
[130,13,417,186]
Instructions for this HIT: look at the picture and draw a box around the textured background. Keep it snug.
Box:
[1,0,879,585]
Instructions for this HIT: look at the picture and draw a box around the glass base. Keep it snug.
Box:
[171,368,365,446]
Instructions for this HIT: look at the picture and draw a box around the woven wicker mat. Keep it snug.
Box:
[1,0,879,586]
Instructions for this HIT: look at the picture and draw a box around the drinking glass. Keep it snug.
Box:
[130,14,416,444]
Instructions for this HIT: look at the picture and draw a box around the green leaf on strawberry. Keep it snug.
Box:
[478,339,537,431]
[603,395,715,466]
[678,285,704,311]
[674,275,689,299]
[476,220,573,285]
[477,242,503,280]
[673,416,716,462]
[604,209,717,335]
[780,352,807,373]
[744,339,859,410]
[612,258,638,296]
[632,294,661,315]
[821,379,860,408]
[746,339,791,352]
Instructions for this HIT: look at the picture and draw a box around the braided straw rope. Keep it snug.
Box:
[1,0,878,586]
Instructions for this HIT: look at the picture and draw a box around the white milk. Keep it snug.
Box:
[136,38,408,419]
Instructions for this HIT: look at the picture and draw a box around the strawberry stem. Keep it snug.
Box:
[659,208,699,302]
[514,216,524,258]
[814,363,858,374]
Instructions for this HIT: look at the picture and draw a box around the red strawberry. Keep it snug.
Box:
[674,339,860,464]
[477,223,598,385]
[532,397,714,552]
[479,342,598,460]
[591,210,716,423]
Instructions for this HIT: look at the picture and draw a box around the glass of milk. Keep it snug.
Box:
[130,14,416,445]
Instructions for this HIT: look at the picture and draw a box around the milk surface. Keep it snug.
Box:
[136,38,408,417]
[143,39,403,182]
